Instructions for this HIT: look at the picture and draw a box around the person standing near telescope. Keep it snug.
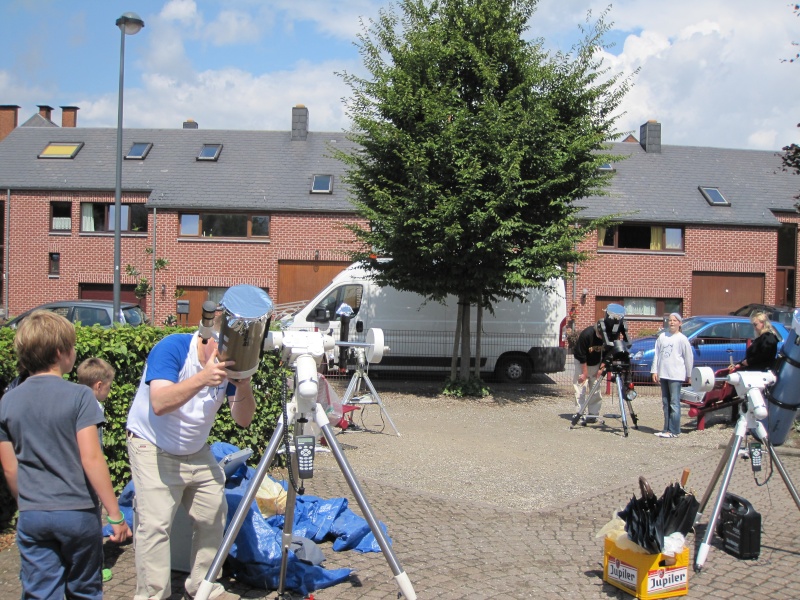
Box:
[651,313,693,438]
[125,316,256,600]
[573,321,606,424]
[730,310,778,372]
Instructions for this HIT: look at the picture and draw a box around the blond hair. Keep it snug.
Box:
[14,311,75,374]
[77,357,116,387]
[751,311,776,337]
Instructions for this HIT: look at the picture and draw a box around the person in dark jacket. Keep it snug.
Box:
[731,311,779,372]
[572,322,606,423]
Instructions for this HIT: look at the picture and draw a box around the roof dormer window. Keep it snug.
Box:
[39,142,84,159]
[126,142,152,160]
[197,144,223,161]
[311,174,333,193]
[699,186,730,206]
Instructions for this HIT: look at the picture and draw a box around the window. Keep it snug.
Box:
[316,284,363,320]
[311,174,333,193]
[38,142,83,159]
[50,201,71,231]
[598,224,683,251]
[48,252,60,276]
[597,163,615,172]
[197,144,223,161]
[699,186,729,206]
[80,203,148,232]
[126,142,152,160]
[73,306,112,327]
[597,296,682,320]
[179,213,270,238]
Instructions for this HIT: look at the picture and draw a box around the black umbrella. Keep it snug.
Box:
[659,482,699,538]
[618,477,661,553]
[617,476,699,554]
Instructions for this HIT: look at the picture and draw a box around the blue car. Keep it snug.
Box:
[628,316,788,382]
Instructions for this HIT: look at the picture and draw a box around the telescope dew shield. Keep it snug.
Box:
[217,285,274,380]
[765,328,800,446]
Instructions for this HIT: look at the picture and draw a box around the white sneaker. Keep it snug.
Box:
[184,583,226,600]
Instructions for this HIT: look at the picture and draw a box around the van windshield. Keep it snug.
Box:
[317,284,363,320]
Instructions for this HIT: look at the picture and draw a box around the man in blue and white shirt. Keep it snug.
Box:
[126,329,255,600]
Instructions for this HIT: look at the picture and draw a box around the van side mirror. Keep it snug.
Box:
[356,321,364,333]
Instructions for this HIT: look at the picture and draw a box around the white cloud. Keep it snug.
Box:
[205,10,262,45]
[160,0,202,27]
[113,60,355,132]
[3,0,799,150]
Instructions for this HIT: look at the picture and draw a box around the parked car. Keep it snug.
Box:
[730,303,795,327]
[3,300,147,329]
[628,315,788,382]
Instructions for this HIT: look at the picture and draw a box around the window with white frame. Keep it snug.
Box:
[597,296,683,319]
[311,174,333,193]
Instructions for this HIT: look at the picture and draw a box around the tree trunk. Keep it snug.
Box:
[450,301,464,381]
[474,299,483,380]
[459,296,471,381]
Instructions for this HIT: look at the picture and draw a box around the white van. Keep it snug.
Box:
[280,262,568,382]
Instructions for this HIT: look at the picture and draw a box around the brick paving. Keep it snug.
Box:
[1,445,799,599]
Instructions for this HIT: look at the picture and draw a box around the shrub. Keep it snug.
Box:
[0,324,287,531]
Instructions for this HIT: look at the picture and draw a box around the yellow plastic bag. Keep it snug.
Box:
[596,514,649,554]
[255,477,287,517]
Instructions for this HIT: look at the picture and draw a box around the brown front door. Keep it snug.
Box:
[174,287,210,327]
[276,260,350,305]
[690,272,764,315]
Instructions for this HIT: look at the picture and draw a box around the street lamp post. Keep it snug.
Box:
[113,12,144,323]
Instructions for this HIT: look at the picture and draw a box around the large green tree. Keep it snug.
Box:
[336,0,632,381]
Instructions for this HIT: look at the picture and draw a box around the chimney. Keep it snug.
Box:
[0,105,20,142]
[60,106,79,128]
[639,120,661,153]
[183,119,199,129]
[292,104,308,141]
[38,104,55,123]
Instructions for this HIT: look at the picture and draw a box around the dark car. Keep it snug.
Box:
[3,300,147,329]
[731,303,795,327]
[628,315,788,382]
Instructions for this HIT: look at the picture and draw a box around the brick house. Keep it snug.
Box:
[0,104,365,325]
[569,121,800,337]
[0,106,797,333]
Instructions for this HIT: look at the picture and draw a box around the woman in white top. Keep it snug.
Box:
[651,313,694,438]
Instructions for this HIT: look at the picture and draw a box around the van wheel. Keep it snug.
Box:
[495,355,532,383]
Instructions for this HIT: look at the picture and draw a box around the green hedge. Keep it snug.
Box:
[0,324,288,531]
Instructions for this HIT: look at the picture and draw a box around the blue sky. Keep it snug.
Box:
[1,0,799,150]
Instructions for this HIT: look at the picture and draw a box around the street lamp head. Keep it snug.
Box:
[116,12,145,35]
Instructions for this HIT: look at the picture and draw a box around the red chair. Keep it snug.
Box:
[336,404,361,430]
[680,367,740,431]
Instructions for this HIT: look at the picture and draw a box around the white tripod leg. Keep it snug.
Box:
[313,403,416,599]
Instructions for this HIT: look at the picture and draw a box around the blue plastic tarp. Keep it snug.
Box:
[105,442,387,597]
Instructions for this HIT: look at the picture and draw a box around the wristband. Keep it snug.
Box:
[106,514,125,525]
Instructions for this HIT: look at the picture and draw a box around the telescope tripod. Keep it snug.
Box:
[193,382,416,599]
[570,368,638,437]
[341,347,400,436]
[693,400,800,571]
